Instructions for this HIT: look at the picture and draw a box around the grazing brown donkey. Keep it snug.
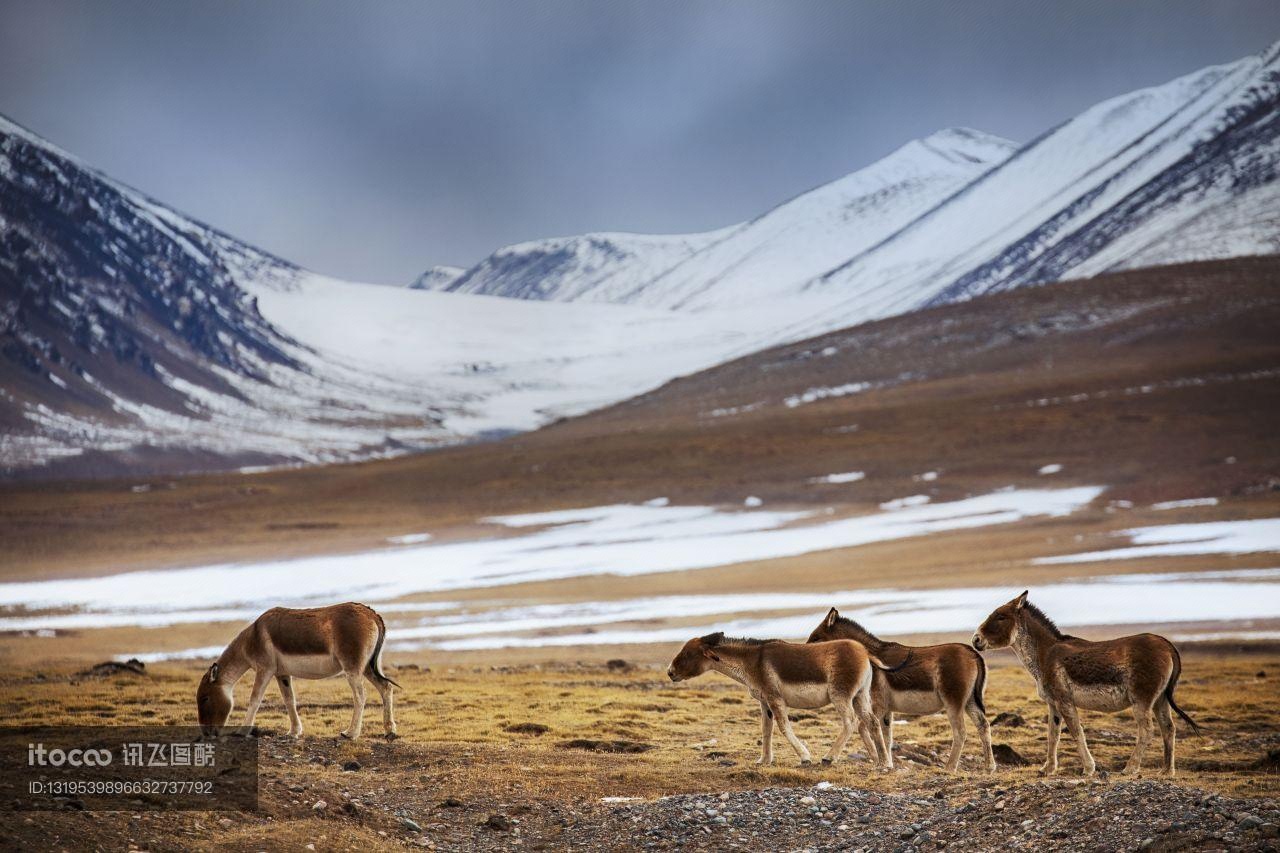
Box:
[973,591,1197,776]
[196,603,400,739]
[808,608,994,772]
[667,632,897,768]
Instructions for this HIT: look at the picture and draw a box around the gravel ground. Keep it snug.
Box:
[560,780,1280,852]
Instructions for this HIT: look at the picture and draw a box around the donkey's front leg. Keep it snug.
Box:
[756,700,775,765]
[277,676,303,738]
[1040,704,1062,776]
[340,671,367,739]
[240,667,272,733]
[1060,704,1095,777]
[768,700,812,765]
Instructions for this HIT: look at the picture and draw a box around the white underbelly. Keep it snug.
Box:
[776,682,833,710]
[889,690,943,716]
[276,653,343,679]
[1069,682,1130,712]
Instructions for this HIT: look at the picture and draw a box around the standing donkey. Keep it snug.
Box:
[973,591,1197,776]
[196,602,400,740]
[808,608,994,772]
[667,632,900,769]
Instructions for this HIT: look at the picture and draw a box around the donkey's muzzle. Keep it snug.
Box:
[971,634,986,651]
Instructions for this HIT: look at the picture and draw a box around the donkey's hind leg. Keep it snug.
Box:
[855,691,890,770]
[757,700,775,766]
[967,698,995,773]
[1154,696,1175,776]
[943,703,967,772]
[364,666,398,738]
[1124,699,1155,775]
[340,671,367,740]
[822,692,856,765]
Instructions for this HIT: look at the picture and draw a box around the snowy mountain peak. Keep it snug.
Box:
[911,127,1019,166]
[409,265,465,290]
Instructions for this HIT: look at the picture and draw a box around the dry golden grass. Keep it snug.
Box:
[2,651,1276,850]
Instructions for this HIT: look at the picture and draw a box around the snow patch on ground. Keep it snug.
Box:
[1036,519,1280,564]
[809,472,866,485]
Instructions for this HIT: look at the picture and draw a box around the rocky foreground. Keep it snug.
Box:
[562,780,1279,852]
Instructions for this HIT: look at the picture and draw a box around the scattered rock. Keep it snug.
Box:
[605,659,633,672]
[557,738,652,754]
[78,659,146,678]
[483,814,513,831]
[342,760,362,771]
[992,743,1031,766]
[991,711,1025,728]
[440,797,464,808]
[312,800,327,812]
[401,817,422,832]
[504,722,550,736]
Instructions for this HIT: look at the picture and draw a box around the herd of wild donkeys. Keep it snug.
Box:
[196,593,1198,777]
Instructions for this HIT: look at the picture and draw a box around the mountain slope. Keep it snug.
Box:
[428,128,1015,307]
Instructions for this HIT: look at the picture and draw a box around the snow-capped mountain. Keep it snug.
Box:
[440,230,731,303]
[4,41,1277,478]
[421,42,1279,335]
[408,264,465,290]
[0,115,811,477]
[816,40,1280,318]
[430,128,1015,307]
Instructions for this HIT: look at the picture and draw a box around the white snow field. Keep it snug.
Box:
[0,487,1101,625]
[3,486,1274,657]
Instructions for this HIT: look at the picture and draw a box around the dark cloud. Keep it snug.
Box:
[2,1,1276,282]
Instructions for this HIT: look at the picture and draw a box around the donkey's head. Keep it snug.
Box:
[196,663,234,736]
[973,591,1028,651]
[806,607,844,643]
[667,632,725,682]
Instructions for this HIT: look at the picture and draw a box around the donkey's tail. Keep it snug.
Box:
[1165,646,1198,733]
[970,650,988,716]
[869,651,913,674]
[369,612,402,689]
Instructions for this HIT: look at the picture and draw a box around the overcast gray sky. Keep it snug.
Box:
[2,2,1276,283]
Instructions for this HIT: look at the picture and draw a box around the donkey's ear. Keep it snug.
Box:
[824,607,840,628]
[209,663,220,682]
[1013,590,1029,609]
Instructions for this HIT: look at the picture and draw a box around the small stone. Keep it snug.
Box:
[1237,814,1263,830]
[484,814,513,831]
[217,818,233,828]
[799,796,816,806]
[402,818,423,832]
[342,760,362,772]
[441,797,464,808]
[312,800,328,812]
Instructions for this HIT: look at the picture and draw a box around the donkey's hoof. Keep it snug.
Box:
[755,757,774,766]
[800,759,812,766]
[385,731,401,741]
[821,757,833,766]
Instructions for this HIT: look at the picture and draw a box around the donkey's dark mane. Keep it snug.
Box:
[832,615,884,644]
[702,633,777,647]
[1021,602,1068,640]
